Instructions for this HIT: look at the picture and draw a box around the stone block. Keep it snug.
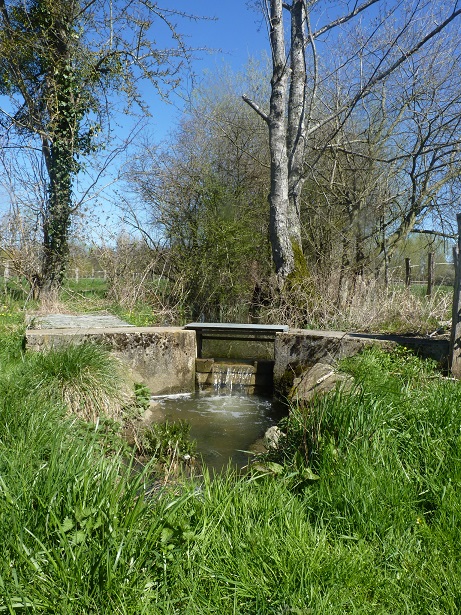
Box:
[195,358,215,373]
[289,362,354,403]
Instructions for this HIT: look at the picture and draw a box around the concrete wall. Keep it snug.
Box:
[26,327,197,395]
[25,325,449,397]
[274,329,449,384]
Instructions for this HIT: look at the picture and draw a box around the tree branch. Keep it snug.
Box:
[312,0,382,39]
[242,95,270,124]
[411,229,457,239]
[307,6,461,139]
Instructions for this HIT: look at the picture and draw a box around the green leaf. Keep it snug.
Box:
[251,462,284,476]
[301,467,320,481]
[60,517,74,533]
[160,527,174,544]
[265,462,284,474]
[71,530,86,545]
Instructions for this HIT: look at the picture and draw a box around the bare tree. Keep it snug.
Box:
[319,30,461,279]
[244,0,461,285]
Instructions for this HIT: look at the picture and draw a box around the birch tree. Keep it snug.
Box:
[244,0,461,285]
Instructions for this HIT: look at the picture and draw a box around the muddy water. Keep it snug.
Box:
[152,391,286,472]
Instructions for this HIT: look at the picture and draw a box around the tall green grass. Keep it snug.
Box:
[0,326,190,612]
[253,347,461,612]
[19,343,130,421]
[1,305,461,613]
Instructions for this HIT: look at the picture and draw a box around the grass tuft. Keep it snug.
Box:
[17,343,130,422]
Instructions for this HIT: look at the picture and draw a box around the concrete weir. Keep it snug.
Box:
[25,315,196,395]
[25,315,449,396]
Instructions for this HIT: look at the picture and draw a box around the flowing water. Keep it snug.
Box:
[151,390,286,472]
[210,364,255,393]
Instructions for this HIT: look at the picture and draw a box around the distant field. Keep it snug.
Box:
[63,276,108,298]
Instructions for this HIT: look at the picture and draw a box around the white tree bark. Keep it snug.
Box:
[244,0,461,284]
[244,0,296,283]
[287,0,307,248]
[267,0,295,281]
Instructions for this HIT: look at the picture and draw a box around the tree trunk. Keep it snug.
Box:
[244,0,309,285]
[286,0,307,251]
[38,9,80,297]
[41,154,73,294]
[267,0,294,282]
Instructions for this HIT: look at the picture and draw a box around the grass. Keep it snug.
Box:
[63,277,108,297]
[1,291,461,612]
[21,343,132,421]
[407,282,453,298]
[0,306,187,612]
[249,348,461,612]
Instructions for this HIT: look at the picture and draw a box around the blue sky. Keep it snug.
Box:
[143,1,270,141]
[75,1,272,232]
[0,1,271,223]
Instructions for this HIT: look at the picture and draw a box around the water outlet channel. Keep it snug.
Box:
[151,360,287,472]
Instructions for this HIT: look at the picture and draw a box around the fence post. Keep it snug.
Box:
[75,267,79,283]
[405,257,411,287]
[450,214,461,377]
[426,251,434,296]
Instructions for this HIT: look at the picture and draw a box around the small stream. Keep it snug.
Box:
[151,391,286,472]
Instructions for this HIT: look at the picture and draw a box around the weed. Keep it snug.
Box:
[142,419,196,465]
[133,382,151,412]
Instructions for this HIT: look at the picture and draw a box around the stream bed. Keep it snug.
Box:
[151,391,287,472]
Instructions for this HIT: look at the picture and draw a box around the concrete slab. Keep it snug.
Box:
[27,313,133,329]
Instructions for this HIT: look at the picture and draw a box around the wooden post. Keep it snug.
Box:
[449,214,461,377]
[405,257,411,287]
[75,267,79,283]
[426,251,434,296]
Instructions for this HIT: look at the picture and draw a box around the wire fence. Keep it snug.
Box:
[0,263,108,282]
[387,260,455,287]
